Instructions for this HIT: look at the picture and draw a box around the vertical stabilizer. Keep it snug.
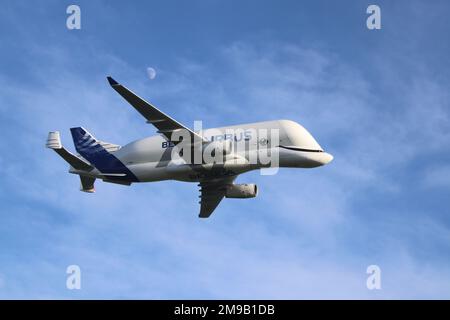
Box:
[70,127,138,182]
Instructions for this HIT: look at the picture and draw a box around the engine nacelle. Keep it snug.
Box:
[225,184,258,199]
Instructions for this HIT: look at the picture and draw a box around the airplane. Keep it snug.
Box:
[46,76,333,218]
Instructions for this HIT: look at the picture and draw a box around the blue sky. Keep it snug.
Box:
[0,0,449,299]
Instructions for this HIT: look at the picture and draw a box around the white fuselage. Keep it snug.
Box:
[82,119,333,183]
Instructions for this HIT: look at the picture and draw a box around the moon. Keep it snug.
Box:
[146,67,156,80]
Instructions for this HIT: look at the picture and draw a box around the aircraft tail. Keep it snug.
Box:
[46,131,96,192]
[79,175,96,193]
[46,131,93,171]
[70,127,121,170]
[70,127,138,182]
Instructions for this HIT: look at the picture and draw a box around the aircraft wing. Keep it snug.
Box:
[107,76,206,143]
[198,176,236,218]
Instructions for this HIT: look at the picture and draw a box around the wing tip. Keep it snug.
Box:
[107,76,119,86]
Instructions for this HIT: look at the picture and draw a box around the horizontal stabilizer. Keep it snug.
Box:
[98,173,127,177]
[46,131,93,171]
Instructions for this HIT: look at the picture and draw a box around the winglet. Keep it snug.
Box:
[46,131,62,149]
[107,76,119,86]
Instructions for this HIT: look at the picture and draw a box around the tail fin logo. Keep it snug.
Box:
[70,127,138,182]
[77,132,102,153]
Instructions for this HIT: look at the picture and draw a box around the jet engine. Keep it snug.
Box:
[225,184,258,198]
